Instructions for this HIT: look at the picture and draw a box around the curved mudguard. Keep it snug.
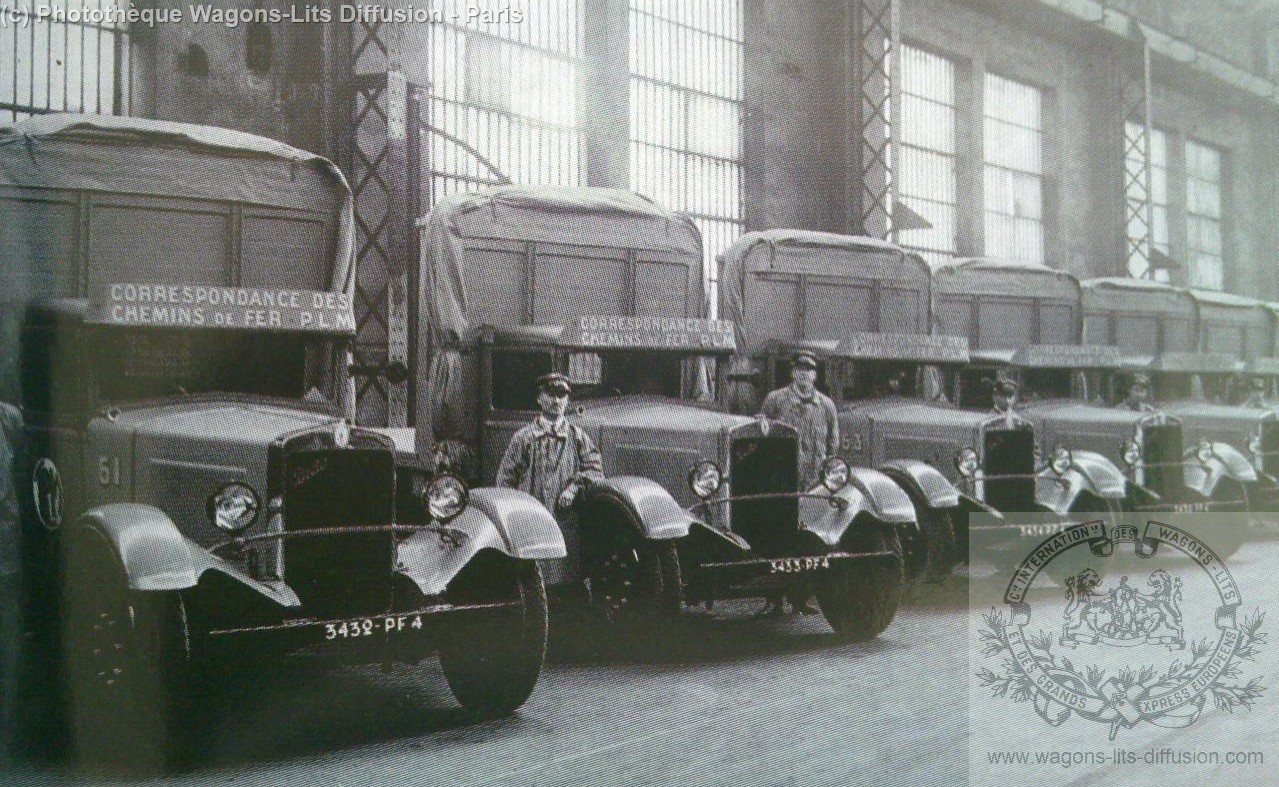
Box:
[878,459,960,510]
[801,467,916,548]
[578,475,697,540]
[1183,442,1258,499]
[399,487,568,597]
[1035,450,1128,515]
[75,504,301,606]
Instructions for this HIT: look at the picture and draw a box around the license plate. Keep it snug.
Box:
[1171,502,1211,513]
[1017,523,1063,538]
[769,556,831,574]
[323,614,424,641]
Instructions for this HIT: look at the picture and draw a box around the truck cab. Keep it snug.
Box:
[416,187,908,641]
[0,115,565,764]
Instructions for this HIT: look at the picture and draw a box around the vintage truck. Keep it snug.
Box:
[718,231,1140,573]
[933,260,1250,552]
[414,187,909,641]
[0,115,565,763]
[1082,277,1279,521]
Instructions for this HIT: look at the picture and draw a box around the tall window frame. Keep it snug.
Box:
[1186,139,1225,291]
[1,0,132,122]
[982,73,1044,263]
[420,0,586,204]
[628,0,744,309]
[895,44,957,266]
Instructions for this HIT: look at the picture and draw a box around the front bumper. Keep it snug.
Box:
[686,549,898,600]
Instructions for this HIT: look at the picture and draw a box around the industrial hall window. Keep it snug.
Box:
[424,0,584,202]
[1124,122,1170,281]
[1,0,131,122]
[983,74,1044,263]
[1186,140,1225,291]
[897,45,957,267]
[629,0,744,304]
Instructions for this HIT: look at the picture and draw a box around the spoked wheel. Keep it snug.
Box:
[816,525,903,643]
[65,533,191,770]
[438,557,549,718]
[587,534,683,630]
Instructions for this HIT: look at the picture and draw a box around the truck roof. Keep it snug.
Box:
[1080,277,1197,359]
[718,229,930,355]
[1187,288,1272,360]
[931,257,1081,350]
[0,113,354,302]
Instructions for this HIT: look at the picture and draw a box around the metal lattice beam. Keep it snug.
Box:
[850,0,899,240]
[1115,34,1155,278]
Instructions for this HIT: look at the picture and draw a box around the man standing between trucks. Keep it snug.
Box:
[992,372,1020,426]
[1118,372,1157,413]
[759,352,837,616]
[497,373,604,570]
[760,352,839,490]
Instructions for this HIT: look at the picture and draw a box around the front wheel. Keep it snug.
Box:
[816,527,903,643]
[438,558,548,718]
[586,535,683,630]
[65,535,191,769]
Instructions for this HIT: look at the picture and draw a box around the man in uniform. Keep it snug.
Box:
[1242,375,1269,408]
[992,372,1019,426]
[497,373,604,581]
[759,352,838,615]
[1118,372,1156,413]
[760,352,839,490]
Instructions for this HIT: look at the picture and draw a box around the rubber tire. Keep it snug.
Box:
[816,528,903,643]
[65,538,191,770]
[439,560,549,718]
[588,537,684,631]
[913,506,960,582]
[1207,480,1249,560]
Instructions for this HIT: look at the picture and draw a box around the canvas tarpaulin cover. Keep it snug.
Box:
[415,185,703,455]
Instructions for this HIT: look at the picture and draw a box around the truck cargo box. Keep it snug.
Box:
[931,258,1080,350]
[1080,277,1198,360]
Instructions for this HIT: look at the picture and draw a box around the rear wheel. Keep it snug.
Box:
[816,526,902,643]
[438,558,548,718]
[65,534,191,769]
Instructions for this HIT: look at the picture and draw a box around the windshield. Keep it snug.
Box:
[841,360,935,402]
[571,351,715,402]
[94,328,342,404]
[955,367,1000,410]
[1153,372,1221,402]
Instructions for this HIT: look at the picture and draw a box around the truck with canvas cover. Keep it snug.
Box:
[934,261,1248,547]
[1082,278,1279,527]
[719,231,1132,572]
[416,187,907,641]
[0,115,565,764]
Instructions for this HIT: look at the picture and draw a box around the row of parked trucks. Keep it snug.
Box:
[2,115,1277,765]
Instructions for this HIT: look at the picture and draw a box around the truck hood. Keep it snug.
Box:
[1159,400,1265,445]
[575,395,753,435]
[837,398,989,477]
[1018,400,1144,461]
[98,397,342,549]
[846,398,992,430]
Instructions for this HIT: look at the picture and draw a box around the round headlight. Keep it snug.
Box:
[955,447,980,478]
[688,460,723,499]
[207,482,260,532]
[1195,438,1214,465]
[1050,445,1073,475]
[1248,431,1262,457]
[1122,438,1142,467]
[820,457,850,493]
[425,473,468,522]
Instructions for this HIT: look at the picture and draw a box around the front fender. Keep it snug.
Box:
[397,489,566,597]
[579,476,696,540]
[801,468,915,548]
[1184,443,1257,498]
[75,504,299,607]
[460,487,567,559]
[878,459,961,510]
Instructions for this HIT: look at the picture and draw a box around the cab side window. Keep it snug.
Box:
[490,350,553,411]
[19,322,80,419]
[957,368,996,410]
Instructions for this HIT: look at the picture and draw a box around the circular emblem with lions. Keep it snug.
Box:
[976,519,1266,740]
